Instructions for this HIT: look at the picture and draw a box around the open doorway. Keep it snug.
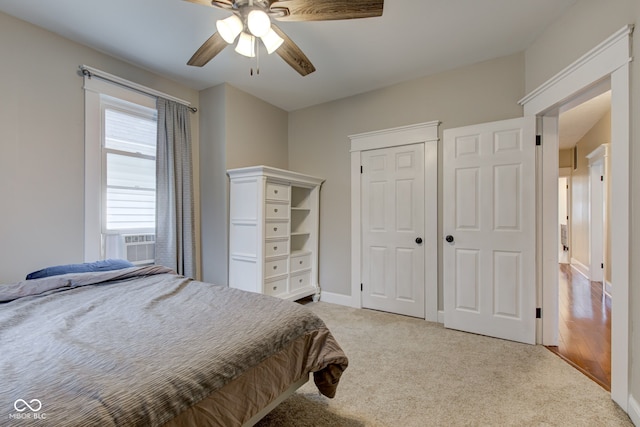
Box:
[524,24,631,411]
[547,91,612,390]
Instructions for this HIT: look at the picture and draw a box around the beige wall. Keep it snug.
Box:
[0,12,200,283]
[569,112,610,275]
[524,0,635,92]
[558,148,573,169]
[199,83,288,284]
[524,0,639,410]
[225,84,288,170]
[199,85,227,284]
[289,53,525,306]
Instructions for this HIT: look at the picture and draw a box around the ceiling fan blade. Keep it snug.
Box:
[184,0,228,7]
[271,25,316,76]
[187,32,228,67]
[182,0,212,6]
[182,0,234,10]
[271,0,383,21]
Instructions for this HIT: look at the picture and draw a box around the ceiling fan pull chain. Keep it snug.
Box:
[250,38,259,76]
[250,36,256,76]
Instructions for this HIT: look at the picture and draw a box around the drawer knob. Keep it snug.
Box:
[299,260,303,264]
[273,265,277,270]
[273,246,278,250]
[299,279,303,283]
[274,189,278,194]
[274,208,278,213]
[273,286,277,290]
[274,227,278,232]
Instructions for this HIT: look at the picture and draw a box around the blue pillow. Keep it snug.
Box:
[26,259,135,280]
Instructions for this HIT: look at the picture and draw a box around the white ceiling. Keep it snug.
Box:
[559,91,611,150]
[0,0,577,111]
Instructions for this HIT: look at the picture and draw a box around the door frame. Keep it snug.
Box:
[519,25,632,411]
[349,121,439,321]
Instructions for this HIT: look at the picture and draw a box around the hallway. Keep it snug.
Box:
[547,264,611,391]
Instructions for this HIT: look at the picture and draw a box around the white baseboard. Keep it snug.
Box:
[437,310,445,324]
[319,291,357,307]
[628,394,640,426]
[570,258,590,279]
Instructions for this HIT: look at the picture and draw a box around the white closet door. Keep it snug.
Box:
[361,143,425,318]
[443,117,536,344]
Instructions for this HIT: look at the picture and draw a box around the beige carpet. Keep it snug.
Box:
[257,302,632,427]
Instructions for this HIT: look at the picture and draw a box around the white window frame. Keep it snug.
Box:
[84,77,156,262]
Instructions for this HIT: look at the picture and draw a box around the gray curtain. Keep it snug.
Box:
[155,98,196,278]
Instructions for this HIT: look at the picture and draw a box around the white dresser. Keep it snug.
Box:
[227,166,324,301]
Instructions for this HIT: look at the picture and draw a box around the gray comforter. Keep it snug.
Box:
[0,266,347,426]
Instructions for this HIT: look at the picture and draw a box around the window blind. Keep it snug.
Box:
[104,107,157,231]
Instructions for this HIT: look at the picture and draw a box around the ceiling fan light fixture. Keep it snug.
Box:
[235,32,256,57]
[247,9,271,38]
[187,0,386,75]
[261,28,284,54]
[216,15,243,44]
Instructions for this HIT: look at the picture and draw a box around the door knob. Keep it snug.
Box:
[415,237,423,244]
[445,235,454,243]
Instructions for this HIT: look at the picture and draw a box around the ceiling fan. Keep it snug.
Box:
[185,0,384,76]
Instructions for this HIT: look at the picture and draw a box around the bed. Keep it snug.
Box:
[0,264,348,426]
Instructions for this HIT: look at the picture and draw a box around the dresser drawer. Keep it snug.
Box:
[265,258,288,278]
[290,253,311,273]
[265,222,288,239]
[264,277,287,297]
[290,271,311,291]
[265,203,288,220]
[266,182,289,201]
[265,240,288,257]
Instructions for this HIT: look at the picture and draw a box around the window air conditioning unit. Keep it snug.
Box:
[122,234,155,265]
[104,233,155,265]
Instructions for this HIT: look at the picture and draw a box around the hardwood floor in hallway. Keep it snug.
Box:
[546,264,611,391]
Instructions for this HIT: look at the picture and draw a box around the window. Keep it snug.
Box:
[101,98,158,264]
[102,101,157,232]
[84,77,158,264]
